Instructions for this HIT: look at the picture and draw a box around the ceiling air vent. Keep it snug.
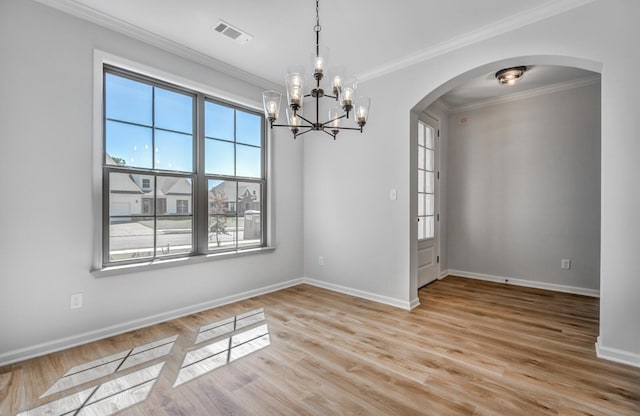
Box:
[213,20,253,44]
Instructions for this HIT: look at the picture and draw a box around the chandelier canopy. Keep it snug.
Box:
[261,0,371,139]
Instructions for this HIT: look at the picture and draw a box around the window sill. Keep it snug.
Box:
[91,246,276,278]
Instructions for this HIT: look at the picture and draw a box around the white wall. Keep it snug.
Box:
[0,0,303,363]
[303,0,640,365]
[446,83,601,292]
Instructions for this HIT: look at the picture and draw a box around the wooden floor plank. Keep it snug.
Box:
[1,276,639,415]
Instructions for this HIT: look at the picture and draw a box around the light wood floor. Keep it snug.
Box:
[1,277,639,415]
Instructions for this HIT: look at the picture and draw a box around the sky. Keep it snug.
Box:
[105,72,262,178]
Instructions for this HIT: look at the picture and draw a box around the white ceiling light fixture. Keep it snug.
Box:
[261,0,371,139]
[496,66,527,86]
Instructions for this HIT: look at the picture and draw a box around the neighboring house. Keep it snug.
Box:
[107,155,192,216]
[208,181,260,215]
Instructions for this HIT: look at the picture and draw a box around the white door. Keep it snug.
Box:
[417,115,438,287]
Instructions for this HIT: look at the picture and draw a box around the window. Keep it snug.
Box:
[102,66,266,267]
[418,121,435,240]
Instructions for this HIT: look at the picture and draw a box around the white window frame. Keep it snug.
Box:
[91,50,275,276]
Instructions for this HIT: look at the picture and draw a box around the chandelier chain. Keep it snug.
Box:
[314,0,321,32]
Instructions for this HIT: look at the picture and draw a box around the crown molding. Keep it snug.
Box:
[357,0,598,82]
[448,75,600,113]
[32,0,281,91]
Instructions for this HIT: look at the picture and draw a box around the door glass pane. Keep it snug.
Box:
[418,194,426,216]
[105,121,153,169]
[154,87,193,134]
[426,126,435,149]
[425,216,434,239]
[418,217,426,240]
[418,147,425,170]
[205,139,235,176]
[426,194,434,216]
[155,130,193,172]
[236,111,261,146]
[105,73,152,126]
[157,216,193,256]
[208,180,237,251]
[237,182,262,249]
[205,101,234,141]
[418,124,425,146]
[426,172,435,194]
[236,144,261,178]
[426,149,434,171]
[418,170,425,193]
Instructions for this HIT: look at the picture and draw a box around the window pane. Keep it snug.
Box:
[418,170,425,193]
[425,216,434,239]
[236,144,261,178]
[109,172,148,215]
[105,121,152,169]
[426,149,435,171]
[155,130,193,172]
[426,126,435,149]
[418,193,426,216]
[418,124,425,146]
[205,101,234,141]
[236,111,261,146]
[105,73,152,126]
[205,139,235,175]
[109,216,154,262]
[157,176,192,214]
[426,194,434,215]
[237,182,262,248]
[426,171,435,194]
[154,87,193,134]
[157,216,193,256]
[418,147,425,170]
[208,180,237,251]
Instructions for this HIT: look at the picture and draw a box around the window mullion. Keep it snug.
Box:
[195,94,208,254]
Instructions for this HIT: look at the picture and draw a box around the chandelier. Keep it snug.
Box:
[261,0,371,139]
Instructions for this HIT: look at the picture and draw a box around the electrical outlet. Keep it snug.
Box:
[561,259,571,270]
[70,293,83,309]
[318,256,324,266]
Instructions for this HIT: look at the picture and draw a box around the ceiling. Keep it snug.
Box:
[440,65,599,109]
[41,0,598,105]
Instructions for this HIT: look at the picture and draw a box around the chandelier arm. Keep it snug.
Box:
[295,113,315,126]
[295,128,315,137]
[334,126,363,131]
[321,113,347,127]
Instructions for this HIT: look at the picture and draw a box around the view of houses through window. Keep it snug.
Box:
[103,67,265,266]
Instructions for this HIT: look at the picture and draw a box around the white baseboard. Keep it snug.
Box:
[410,297,420,309]
[596,336,640,368]
[0,278,304,367]
[301,278,413,310]
[438,269,449,279]
[446,269,600,297]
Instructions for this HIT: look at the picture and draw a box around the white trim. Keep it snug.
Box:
[446,270,600,297]
[428,99,451,114]
[33,0,280,91]
[357,0,597,82]
[438,269,449,280]
[0,278,304,367]
[596,337,640,368]
[410,297,421,310]
[302,278,413,310]
[449,76,600,114]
